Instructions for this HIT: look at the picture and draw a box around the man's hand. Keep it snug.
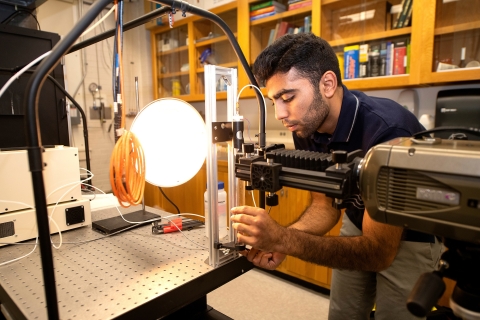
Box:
[242,248,286,270]
[230,206,284,253]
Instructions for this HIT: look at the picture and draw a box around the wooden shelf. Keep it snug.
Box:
[329,27,411,47]
[157,45,188,57]
[434,21,480,35]
[158,71,189,79]
[429,67,480,83]
[194,33,238,47]
[250,6,312,26]
[343,74,411,90]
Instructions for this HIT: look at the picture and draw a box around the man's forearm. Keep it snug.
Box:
[289,193,340,235]
[274,228,395,272]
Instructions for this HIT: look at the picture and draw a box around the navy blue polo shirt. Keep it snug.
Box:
[293,85,424,231]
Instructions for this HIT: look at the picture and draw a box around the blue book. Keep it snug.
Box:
[344,45,360,79]
[250,11,276,21]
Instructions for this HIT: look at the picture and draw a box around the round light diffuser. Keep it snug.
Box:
[130,98,206,187]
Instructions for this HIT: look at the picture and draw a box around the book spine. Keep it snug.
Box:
[288,0,312,11]
[386,41,394,75]
[304,15,311,33]
[406,38,411,73]
[251,1,286,11]
[359,44,369,78]
[344,45,360,79]
[402,1,414,28]
[250,6,275,17]
[396,0,412,29]
[393,41,407,75]
[380,42,387,76]
[250,11,277,21]
[368,44,381,77]
[267,28,276,46]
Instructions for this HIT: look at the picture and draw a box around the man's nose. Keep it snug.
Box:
[274,104,287,121]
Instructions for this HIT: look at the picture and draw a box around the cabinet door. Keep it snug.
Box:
[193,3,238,100]
[321,0,419,90]
[152,23,191,99]
[423,0,480,83]
[244,187,341,289]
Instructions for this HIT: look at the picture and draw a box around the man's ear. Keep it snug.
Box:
[320,71,338,99]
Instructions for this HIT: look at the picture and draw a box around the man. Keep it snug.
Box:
[230,33,442,320]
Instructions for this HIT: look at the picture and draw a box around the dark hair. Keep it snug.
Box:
[252,33,342,89]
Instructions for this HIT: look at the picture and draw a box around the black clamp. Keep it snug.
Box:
[214,241,246,251]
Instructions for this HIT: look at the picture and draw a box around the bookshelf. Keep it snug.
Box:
[147,0,479,102]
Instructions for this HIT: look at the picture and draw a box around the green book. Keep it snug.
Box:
[250,1,286,12]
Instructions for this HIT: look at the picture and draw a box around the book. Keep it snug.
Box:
[250,4,286,17]
[393,39,407,75]
[267,28,276,45]
[250,11,277,21]
[395,0,412,29]
[304,15,311,33]
[386,41,394,76]
[275,21,291,40]
[288,0,304,4]
[392,0,406,29]
[288,0,312,11]
[359,44,369,78]
[406,38,411,73]
[250,1,286,12]
[368,44,381,77]
[379,42,387,76]
[344,45,360,79]
[402,1,414,28]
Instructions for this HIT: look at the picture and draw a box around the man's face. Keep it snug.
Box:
[266,68,329,138]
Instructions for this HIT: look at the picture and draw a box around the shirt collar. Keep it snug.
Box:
[312,85,359,145]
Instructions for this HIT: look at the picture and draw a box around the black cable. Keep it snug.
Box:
[1,9,41,30]
[158,186,181,214]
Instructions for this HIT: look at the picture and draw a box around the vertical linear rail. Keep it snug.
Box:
[226,69,239,244]
[205,64,220,267]
[205,65,239,267]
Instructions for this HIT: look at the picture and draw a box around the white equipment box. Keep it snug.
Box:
[0,146,91,245]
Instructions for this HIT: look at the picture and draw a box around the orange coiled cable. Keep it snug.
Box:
[109,130,145,207]
[109,1,145,207]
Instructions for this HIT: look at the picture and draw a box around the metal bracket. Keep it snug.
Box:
[211,122,233,143]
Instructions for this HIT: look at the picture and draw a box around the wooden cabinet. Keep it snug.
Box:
[421,0,480,84]
[149,2,239,102]
[147,0,479,102]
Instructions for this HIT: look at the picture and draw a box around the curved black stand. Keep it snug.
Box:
[24,0,113,318]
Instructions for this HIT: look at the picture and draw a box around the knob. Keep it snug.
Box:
[243,143,254,154]
[332,150,347,164]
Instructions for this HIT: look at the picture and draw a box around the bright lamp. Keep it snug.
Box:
[130,98,207,187]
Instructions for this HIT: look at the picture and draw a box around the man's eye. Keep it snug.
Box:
[282,96,294,103]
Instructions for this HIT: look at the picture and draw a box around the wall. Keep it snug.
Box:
[37,0,153,193]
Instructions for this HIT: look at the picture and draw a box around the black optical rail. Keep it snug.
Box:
[235,149,364,203]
